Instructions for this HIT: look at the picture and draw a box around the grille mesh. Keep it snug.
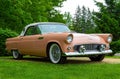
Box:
[83,44,99,50]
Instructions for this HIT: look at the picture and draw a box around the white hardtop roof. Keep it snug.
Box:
[25,22,65,27]
[20,22,66,36]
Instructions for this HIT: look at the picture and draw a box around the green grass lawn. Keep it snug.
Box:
[0,56,120,79]
[107,55,120,59]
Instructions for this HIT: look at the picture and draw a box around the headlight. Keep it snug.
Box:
[107,36,112,43]
[66,35,73,43]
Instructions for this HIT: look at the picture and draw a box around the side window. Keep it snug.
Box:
[35,26,41,34]
[24,26,41,36]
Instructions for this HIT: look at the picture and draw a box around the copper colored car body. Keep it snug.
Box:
[6,22,113,64]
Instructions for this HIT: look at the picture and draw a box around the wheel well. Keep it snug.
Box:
[11,49,18,52]
[11,49,22,55]
[46,42,60,57]
[11,49,16,52]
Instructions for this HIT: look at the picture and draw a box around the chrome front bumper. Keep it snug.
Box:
[63,50,112,56]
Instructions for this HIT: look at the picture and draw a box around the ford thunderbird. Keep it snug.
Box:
[6,22,113,64]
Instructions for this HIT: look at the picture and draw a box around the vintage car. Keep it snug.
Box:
[6,22,113,64]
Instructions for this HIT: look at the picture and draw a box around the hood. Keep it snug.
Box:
[72,33,105,44]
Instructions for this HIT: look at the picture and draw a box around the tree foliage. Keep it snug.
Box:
[73,6,95,33]
[63,12,73,29]
[93,0,120,41]
[0,28,18,56]
[0,0,66,33]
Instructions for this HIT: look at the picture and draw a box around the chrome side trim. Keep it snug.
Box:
[63,50,112,56]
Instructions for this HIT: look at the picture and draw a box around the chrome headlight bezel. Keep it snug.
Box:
[66,35,73,43]
[107,36,112,43]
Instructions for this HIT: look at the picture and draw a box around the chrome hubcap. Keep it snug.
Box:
[49,44,61,63]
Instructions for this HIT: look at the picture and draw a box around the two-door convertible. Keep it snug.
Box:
[6,22,113,64]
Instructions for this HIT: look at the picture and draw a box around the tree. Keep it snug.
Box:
[73,6,82,32]
[0,0,33,33]
[93,0,120,41]
[0,0,66,33]
[48,9,65,23]
[63,12,73,29]
[73,6,95,33]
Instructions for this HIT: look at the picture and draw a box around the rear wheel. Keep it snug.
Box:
[49,44,66,64]
[12,50,23,59]
[89,55,105,61]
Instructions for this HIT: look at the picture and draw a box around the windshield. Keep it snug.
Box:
[38,24,70,34]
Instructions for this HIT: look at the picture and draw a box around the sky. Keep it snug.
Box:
[59,0,104,16]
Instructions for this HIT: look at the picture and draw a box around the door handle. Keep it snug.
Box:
[38,37,44,40]
[20,37,23,39]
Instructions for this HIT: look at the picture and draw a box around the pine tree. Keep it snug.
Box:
[73,6,95,33]
[63,12,73,29]
[93,0,120,41]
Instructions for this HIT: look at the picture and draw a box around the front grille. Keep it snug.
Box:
[83,44,98,50]
[74,44,105,51]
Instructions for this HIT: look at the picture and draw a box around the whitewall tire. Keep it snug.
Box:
[49,44,66,64]
[12,50,23,59]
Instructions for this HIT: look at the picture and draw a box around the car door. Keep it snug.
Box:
[18,25,44,56]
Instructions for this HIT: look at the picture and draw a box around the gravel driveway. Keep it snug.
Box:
[103,58,120,64]
[67,57,120,64]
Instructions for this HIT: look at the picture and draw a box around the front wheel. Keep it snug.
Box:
[89,55,105,61]
[12,50,23,59]
[49,44,66,64]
